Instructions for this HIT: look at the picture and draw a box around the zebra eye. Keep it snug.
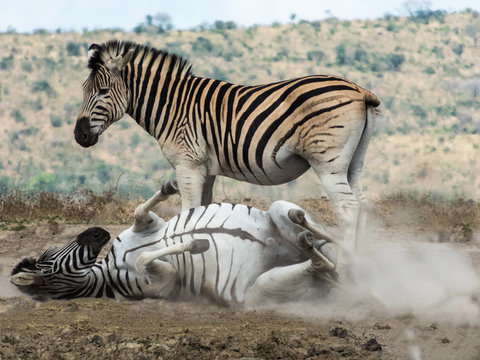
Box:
[98,88,109,96]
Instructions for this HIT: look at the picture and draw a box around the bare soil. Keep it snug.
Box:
[1,211,480,359]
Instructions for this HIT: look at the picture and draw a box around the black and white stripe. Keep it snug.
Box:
[75,40,380,251]
[11,202,320,302]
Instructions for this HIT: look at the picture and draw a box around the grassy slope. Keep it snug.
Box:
[0,11,479,199]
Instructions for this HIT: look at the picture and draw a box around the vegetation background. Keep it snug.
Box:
[0,5,479,204]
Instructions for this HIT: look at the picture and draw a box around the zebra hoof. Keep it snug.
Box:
[297,230,314,251]
[288,209,306,225]
[161,179,179,196]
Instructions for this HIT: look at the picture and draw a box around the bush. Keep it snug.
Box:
[335,44,347,65]
[354,49,368,62]
[212,66,228,81]
[386,53,405,71]
[307,50,325,63]
[192,37,215,53]
[411,104,428,120]
[452,43,464,56]
[50,115,62,127]
[130,133,140,148]
[425,66,435,74]
[214,20,237,30]
[21,61,33,72]
[32,80,57,97]
[29,173,56,192]
[0,55,14,70]
[66,42,82,56]
[11,109,25,123]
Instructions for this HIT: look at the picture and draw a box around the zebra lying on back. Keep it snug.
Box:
[10,181,337,304]
[74,40,380,252]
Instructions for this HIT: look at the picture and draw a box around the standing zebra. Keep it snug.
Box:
[10,181,337,303]
[74,40,380,251]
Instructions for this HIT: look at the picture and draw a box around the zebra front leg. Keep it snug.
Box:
[201,175,216,205]
[133,180,178,232]
[175,164,208,210]
[134,239,210,275]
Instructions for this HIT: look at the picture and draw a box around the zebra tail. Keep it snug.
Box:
[362,88,381,108]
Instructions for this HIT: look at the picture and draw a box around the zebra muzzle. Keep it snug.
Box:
[74,117,99,147]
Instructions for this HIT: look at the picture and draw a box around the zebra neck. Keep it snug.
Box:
[125,53,192,144]
[91,258,144,299]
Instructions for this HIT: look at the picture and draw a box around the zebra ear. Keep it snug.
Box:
[10,272,44,286]
[108,48,134,75]
[88,43,100,60]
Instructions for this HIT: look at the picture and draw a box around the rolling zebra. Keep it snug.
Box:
[74,40,380,251]
[10,181,337,303]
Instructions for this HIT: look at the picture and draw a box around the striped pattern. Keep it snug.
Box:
[76,41,380,204]
[11,202,330,303]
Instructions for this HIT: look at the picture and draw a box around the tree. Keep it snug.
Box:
[153,12,173,33]
[336,44,347,65]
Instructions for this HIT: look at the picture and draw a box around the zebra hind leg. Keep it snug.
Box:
[315,170,360,256]
[296,231,338,286]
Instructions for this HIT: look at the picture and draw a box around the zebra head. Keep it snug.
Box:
[10,227,110,300]
[74,42,134,147]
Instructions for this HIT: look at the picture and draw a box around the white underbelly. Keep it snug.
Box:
[211,154,310,185]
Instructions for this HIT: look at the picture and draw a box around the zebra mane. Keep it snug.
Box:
[87,40,192,78]
[10,257,37,276]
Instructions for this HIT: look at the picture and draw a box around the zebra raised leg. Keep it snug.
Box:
[133,179,178,232]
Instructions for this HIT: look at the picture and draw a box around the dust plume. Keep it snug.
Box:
[273,228,480,325]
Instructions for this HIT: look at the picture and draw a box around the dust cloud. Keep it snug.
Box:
[272,228,480,326]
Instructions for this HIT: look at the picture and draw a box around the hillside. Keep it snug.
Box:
[0,11,479,200]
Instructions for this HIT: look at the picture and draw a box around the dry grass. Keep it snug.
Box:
[0,189,134,226]
[375,193,479,241]
[1,190,477,241]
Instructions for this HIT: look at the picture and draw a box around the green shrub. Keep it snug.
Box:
[335,44,347,65]
[425,66,435,74]
[452,43,464,56]
[32,80,57,97]
[29,172,56,192]
[214,20,237,30]
[11,109,25,123]
[212,66,228,81]
[21,61,33,72]
[130,133,140,148]
[33,28,49,35]
[411,105,428,120]
[50,115,62,127]
[0,55,14,70]
[354,49,368,62]
[307,50,325,62]
[66,41,82,56]
[386,53,405,71]
[192,37,214,53]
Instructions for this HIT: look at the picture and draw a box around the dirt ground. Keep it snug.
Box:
[1,210,480,360]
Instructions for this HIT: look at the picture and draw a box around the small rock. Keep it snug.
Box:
[330,325,348,338]
[60,326,73,336]
[125,342,142,350]
[362,338,382,351]
[441,337,450,344]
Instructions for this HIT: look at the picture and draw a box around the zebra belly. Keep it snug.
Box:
[213,153,310,185]
[172,236,272,303]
